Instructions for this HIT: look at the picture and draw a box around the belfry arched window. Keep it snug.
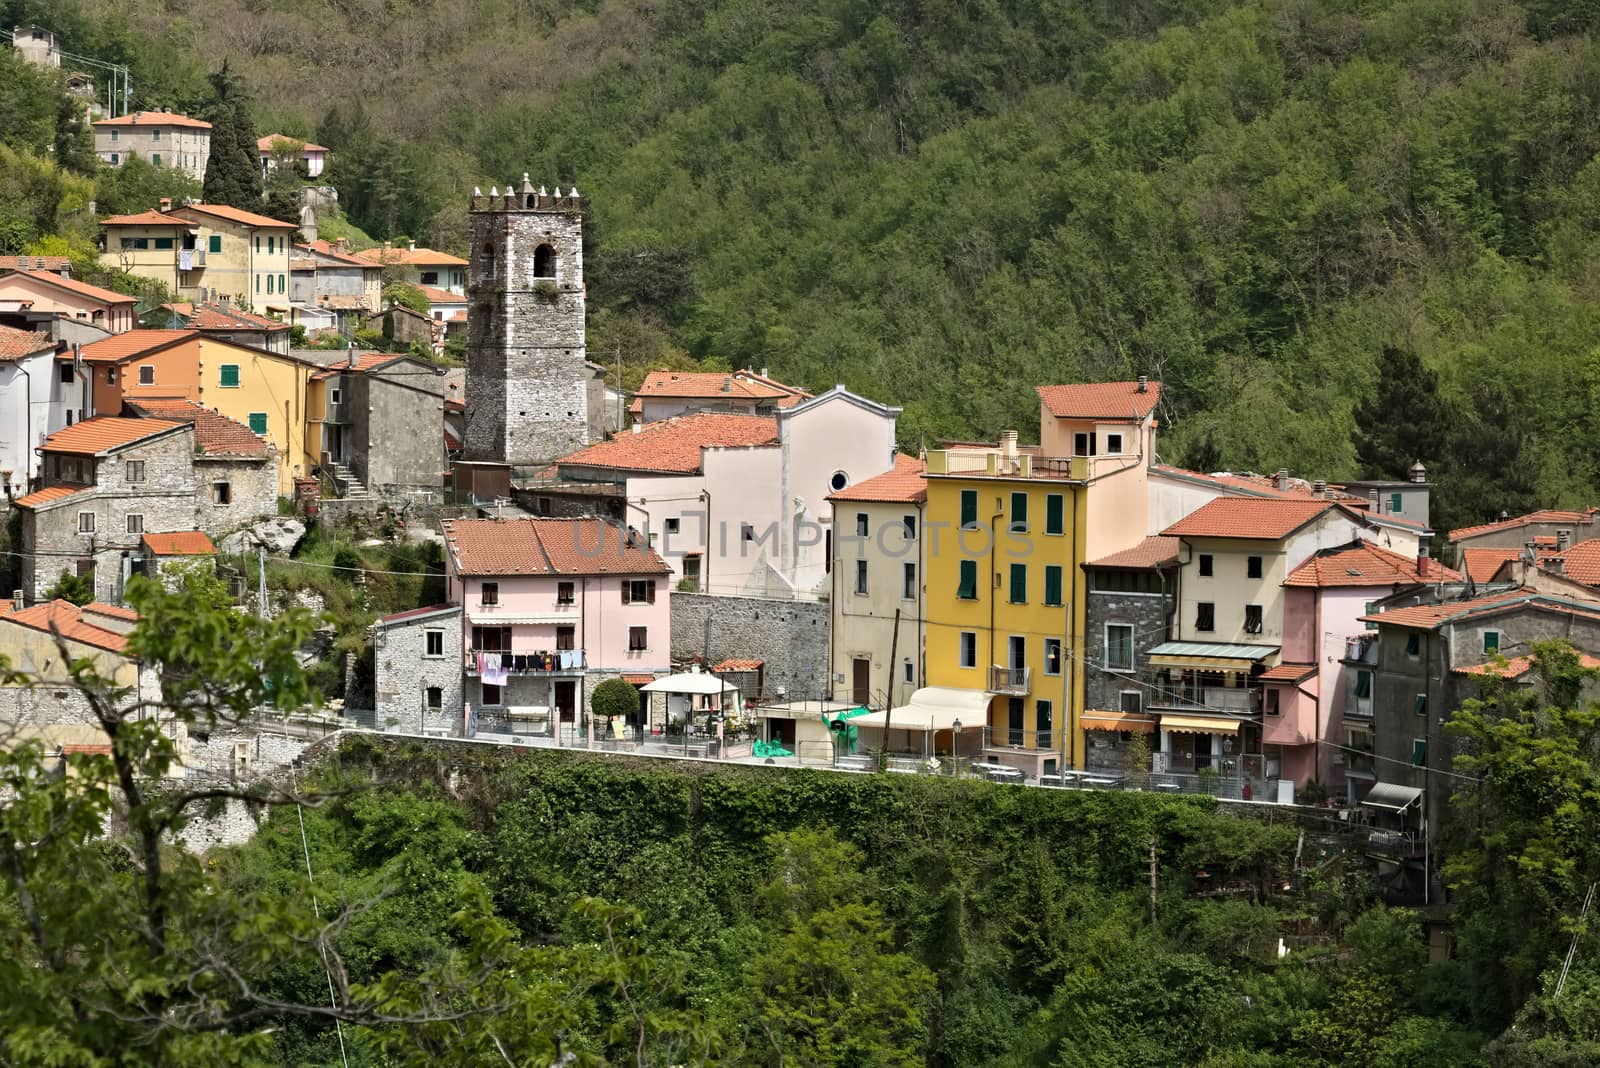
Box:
[533,244,556,279]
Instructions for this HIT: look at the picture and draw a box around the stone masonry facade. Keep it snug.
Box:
[670,592,831,704]
[373,606,464,735]
[1084,587,1171,772]
[193,454,278,535]
[464,182,590,468]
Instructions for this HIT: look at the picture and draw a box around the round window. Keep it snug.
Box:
[830,471,849,492]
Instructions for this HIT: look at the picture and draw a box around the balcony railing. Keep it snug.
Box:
[1151,687,1257,714]
[988,665,1031,695]
[979,726,1054,752]
[466,650,586,675]
[1343,636,1378,664]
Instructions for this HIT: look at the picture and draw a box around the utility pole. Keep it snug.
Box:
[257,546,266,618]
[881,606,901,764]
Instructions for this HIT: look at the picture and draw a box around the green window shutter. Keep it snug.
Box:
[1484,631,1499,654]
[248,412,268,436]
[1010,491,1028,531]
[1414,693,1428,716]
[208,235,221,253]
[1412,738,1427,766]
[280,273,286,292]
[960,489,977,529]
[1044,565,1063,606]
[1390,492,1403,512]
[1009,563,1026,603]
[957,560,977,600]
[255,274,260,293]
[1046,493,1064,535]
[220,364,240,388]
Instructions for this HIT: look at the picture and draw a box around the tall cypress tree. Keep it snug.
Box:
[200,62,263,209]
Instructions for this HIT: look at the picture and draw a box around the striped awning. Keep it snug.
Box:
[1160,713,1243,735]
[1081,710,1159,733]
[1147,641,1278,670]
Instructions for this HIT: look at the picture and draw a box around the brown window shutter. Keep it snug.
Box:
[621,582,631,604]
[646,581,656,604]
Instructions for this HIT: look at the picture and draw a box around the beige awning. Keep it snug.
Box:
[1160,714,1242,735]
[1147,641,1278,671]
[857,687,992,732]
[1081,710,1158,733]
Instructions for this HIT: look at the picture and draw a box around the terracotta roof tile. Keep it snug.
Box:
[1036,381,1160,420]
[1460,547,1523,584]
[556,413,779,475]
[257,134,329,153]
[0,324,56,360]
[1259,662,1316,682]
[1162,499,1342,540]
[828,455,926,503]
[80,329,195,363]
[13,484,88,509]
[125,401,269,455]
[183,303,288,332]
[377,602,460,625]
[353,246,468,267]
[0,255,72,273]
[309,352,401,379]
[92,110,210,129]
[0,270,136,305]
[297,241,379,269]
[1450,508,1600,543]
[171,204,296,230]
[442,517,671,576]
[42,417,184,456]
[636,368,810,403]
[141,531,215,555]
[621,673,657,685]
[1086,535,1181,570]
[417,285,466,305]
[100,210,187,227]
[1361,588,1600,629]
[1454,653,1600,678]
[0,600,129,653]
[85,602,137,622]
[714,659,764,672]
[1284,541,1459,588]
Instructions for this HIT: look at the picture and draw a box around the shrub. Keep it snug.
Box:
[591,678,640,721]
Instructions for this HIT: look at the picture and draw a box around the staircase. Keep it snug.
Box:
[327,462,372,500]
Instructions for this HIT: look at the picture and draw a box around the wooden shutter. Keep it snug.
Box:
[621,582,631,604]
[646,580,656,604]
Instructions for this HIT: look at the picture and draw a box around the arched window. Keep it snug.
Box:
[532,244,556,279]
[479,243,495,277]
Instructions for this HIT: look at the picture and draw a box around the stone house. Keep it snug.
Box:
[92,112,212,180]
[372,603,463,735]
[158,302,292,354]
[0,597,161,728]
[137,530,217,588]
[291,240,383,321]
[0,270,138,334]
[123,400,278,532]
[1080,535,1178,774]
[306,351,449,499]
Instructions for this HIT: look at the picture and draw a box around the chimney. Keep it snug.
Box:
[336,237,348,251]
[1000,430,1018,460]
[407,240,417,252]
[383,240,392,250]
[1409,460,1427,484]
[1416,531,1432,578]
[1559,529,1572,552]
[1312,479,1326,499]
[158,197,172,212]
[760,367,769,378]
[1369,488,1380,512]
[721,376,732,393]
[1550,555,1566,577]
[10,589,21,613]
[347,341,358,368]
[1137,375,1148,393]
[1276,467,1290,492]
[631,422,642,434]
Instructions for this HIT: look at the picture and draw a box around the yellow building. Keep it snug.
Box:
[100,202,297,315]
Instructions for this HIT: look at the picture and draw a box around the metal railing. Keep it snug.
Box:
[465,650,586,674]
[988,665,1031,695]
[979,726,1055,751]
[1152,687,1256,714]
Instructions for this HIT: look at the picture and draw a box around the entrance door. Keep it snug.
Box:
[1194,733,1213,770]
[1007,635,1025,688]
[555,680,577,722]
[852,658,871,707]
[1008,697,1025,747]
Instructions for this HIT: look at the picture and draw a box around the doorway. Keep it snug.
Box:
[852,658,871,707]
[555,680,577,722]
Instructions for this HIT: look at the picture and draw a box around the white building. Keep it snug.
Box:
[0,325,79,494]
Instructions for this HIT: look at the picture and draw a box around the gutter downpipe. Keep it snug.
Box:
[990,500,1004,749]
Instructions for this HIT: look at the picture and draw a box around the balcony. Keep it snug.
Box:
[177,247,206,271]
[987,665,1031,695]
[466,649,586,675]
[1150,686,1257,715]
[1342,635,1378,665]
[978,726,1054,752]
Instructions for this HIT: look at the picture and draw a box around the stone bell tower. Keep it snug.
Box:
[463,175,589,467]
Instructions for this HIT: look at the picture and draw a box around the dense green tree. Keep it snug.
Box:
[201,62,262,209]
[96,153,201,217]
[261,141,307,231]
[590,677,640,722]
[43,568,93,605]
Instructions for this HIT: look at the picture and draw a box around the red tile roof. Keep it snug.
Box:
[1361,588,1600,629]
[42,417,184,456]
[556,413,780,475]
[1284,541,1459,588]
[13,484,87,509]
[85,601,137,622]
[1460,547,1523,584]
[0,255,72,273]
[257,134,329,153]
[125,400,269,455]
[0,600,129,653]
[80,329,195,363]
[442,517,671,576]
[1149,464,1363,502]
[171,204,296,230]
[1454,653,1600,678]
[309,351,403,379]
[1259,662,1316,683]
[1036,381,1160,421]
[377,602,460,625]
[0,324,56,360]
[1086,535,1181,570]
[0,270,136,305]
[621,673,658,685]
[417,285,466,305]
[353,246,468,267]
[298,241,379,269]
[1162,499,1342,540]
[1450,508,1600,543]
[827,454,926,503]
[635,368,810,404]
[92,110,210,130]
[141,531,216,555]
[714,658,764,672]
[184,303,288,332]
[100,210,186,227]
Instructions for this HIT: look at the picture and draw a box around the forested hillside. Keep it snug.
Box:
[8,0,1600,531]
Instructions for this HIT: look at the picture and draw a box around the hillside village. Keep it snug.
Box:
[5,12,1600,908]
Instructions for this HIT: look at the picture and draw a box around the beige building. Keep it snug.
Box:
[827,455,927,711]
[92,111,212,181]
[99,202,295,314]
[0,269,137,333]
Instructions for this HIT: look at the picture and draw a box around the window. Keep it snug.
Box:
[1045,494,1064,535]
[481,582,499,606]
[1406,633,1421,657]
[903,515,916,539]
[664,517,680,535]
[137,365,154,386]
[150,129,160,141]
[1414,693,1428,716]
[255,274,260,293]
[1199,554,1213,577]
[855,560,868,595]
[1483,630,1500,654]
[856,513,869,537]
[279,273,285,292]
[556,625,575,651]
[628,626,648,651]
[960,489,978,530]
[425,630,444,657]
[1265,688,1280,716]
[420,271,440,286]
[1043,638,1062,675]
[78,511,95,533]
[219,364,240,387]
[125,513,143,534]
[1247,555,1263,579]
[1009,563,1026,603]
[58,362,73,384]
[124,460,145,483]
[1073,432,1096,456]
[623,579,657,604]
[1106,624,1134,671]
[212,481,231,504]
[957,559,978,600]
[111,130,118,141]
[903,659,914,683]
[151,153,161,166]
[208,235,221,253]
[1196,602,1215,631]
[557,581,575,605]
[1010,492,1028,532]
[1037,699,1053,733]
[153,236,172,250]
[1354,671,1372,699]
[1244,604,1263,634]
[427,687,442,709]
[1412,738,1427,766]
[248,412,268,435]
[1390,492,1403,513]
[903,562,916,599]
[1365,601,1378,631]
[1120,690,1142,715]
[329,386,342,405]
[1044,565,1063,607]
[482,683,503,706]
[1106,432,1123,454]
[958,631,977,669]
[533,245,556,278]
[267,236,275,254]
[266,274,274,294]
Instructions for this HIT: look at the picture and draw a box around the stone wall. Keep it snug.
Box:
[670,592,831,703]
[350,369,448,496]
[1084,588,1171,714]
[373,606,463,734]
[193,453,279,537]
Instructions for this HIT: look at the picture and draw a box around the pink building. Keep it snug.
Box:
[442,516,671,740]
[1267,540,1455,794]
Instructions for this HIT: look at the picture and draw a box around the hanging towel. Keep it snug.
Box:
[572,648,585,669]
[559,650,573,670]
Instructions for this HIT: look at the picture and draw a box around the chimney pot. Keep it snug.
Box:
[1137,375,1148,393]
[1417,531,1432,577]
[10,589,21,612]
[407,240,416,252]
[1312,479,1326,498]
[158,197,172,211]
[1409,460,1427,483]
[1001,430,1019,461]
[1277,467,1290,492]
[347,341,358,368]
[1559,529,1573,551]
